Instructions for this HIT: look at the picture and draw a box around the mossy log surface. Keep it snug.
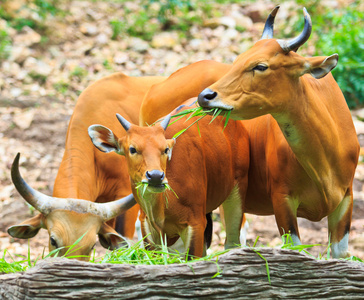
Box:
[1,248,364,299]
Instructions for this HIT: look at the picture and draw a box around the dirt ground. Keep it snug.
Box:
[0,95,364,261]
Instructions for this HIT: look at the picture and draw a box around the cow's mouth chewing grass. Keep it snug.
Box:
[135,182,178,208]
[169,105,232,139]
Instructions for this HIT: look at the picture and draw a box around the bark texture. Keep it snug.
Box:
[1,248,364,299]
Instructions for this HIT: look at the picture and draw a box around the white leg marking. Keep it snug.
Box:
[222,185,243,249]
[135,210,143,242]
[290,234,301,246]
[331,233,349,258]
[180,226,194,255]
[239,220,249,246]
[169,238,185,254]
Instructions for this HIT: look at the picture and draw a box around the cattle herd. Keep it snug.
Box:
[7,7,359,261]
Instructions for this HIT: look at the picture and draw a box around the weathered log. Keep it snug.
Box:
[1,248,364,299]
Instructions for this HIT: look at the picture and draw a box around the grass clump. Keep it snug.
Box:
[1,232,363,275]
[168,105,232,139]
[91,236,186,266]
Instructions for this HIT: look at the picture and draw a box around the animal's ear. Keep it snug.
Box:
[167,138,176,160]
[98,223,129,250]
[7,214,45,239]
[88,125,124,155]
[302,54,338,79]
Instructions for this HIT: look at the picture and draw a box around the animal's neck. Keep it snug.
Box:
[272,85,343,194]
[134,187,166,232]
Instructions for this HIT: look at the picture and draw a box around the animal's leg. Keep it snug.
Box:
[327,188,353,258]
[134,210,143,242]
[180,223,206,259]
[140,213,159,250]
[240,214,249,246]
[114,204,140,240]
[222,185,244,249]
[272,194,301,245]
[169,238,185,254]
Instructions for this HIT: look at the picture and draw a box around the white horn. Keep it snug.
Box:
[12,153,136,220]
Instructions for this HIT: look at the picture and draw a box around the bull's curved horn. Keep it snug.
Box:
[260,5,280,40]
[116,113,131,131]
[160,114,171,130]
[96,194,136,222]
[277,8,312,52]
[11,153,55,215]
[61,193,136,222]
[12,153,136,220]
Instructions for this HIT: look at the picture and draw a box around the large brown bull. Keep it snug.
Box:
[197,7,359,258]
[8,73,165,260]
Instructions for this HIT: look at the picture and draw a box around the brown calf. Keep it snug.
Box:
[89,101,250,258]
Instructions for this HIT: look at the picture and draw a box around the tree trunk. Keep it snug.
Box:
[1,248,364,299]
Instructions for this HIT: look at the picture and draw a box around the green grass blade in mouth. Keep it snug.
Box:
[209,108,223,124]
[196,121,201,137]
[135,182,149,199]
[172,114,206,139]
[169,114,187,126]
[223,109,231,130]
[185,106,205,121]
[165,183,178,199]
[172,128,187,139]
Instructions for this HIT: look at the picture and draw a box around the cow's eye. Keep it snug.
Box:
[253,64,268,72]
[164,148,169,155]
[50,237,58,248]
[129,146,137,154]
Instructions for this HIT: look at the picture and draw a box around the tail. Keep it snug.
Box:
[204,213,213,249]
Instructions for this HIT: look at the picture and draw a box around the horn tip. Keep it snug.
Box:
[303,7,311,21]
[13,153,21,169]
[271,5,280,17]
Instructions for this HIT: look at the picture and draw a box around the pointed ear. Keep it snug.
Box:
[7,214,45,239]
[98,223,129,250]
[88,125,124,155]
[167,138,176,160]
[303,54,338,79]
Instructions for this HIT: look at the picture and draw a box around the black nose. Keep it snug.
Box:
[146,170,165,186]
[198,88,218,108]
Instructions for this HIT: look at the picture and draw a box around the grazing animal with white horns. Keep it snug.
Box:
[197,6,359,258]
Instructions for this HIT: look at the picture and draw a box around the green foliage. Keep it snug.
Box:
[316,4,364,107]
[0,0,64,32]
[70,66,89,81]
[144,0,203,30]
[33,0,61,19]
[0,0,64,59]
[110,0,215,41]
[126,10,159,41]
[110,19,125,40]
[297,2,364,107]
[53,81,70,95]
[0,29,11,60]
